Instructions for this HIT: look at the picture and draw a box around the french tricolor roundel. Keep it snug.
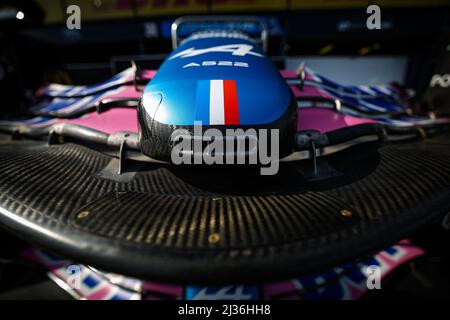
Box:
[195,79,239,125]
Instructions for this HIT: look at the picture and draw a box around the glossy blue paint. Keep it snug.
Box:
[142,34,292,126]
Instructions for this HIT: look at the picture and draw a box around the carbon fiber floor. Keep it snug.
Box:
[0,136,449,284]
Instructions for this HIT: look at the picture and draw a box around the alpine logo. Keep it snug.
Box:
[196,79,239,125]
[170,44,263,60]
[430,74,450,88]
[442,212,450,230]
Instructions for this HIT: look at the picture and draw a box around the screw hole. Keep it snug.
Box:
[208,233,220,244]
[340,209,353,217]
[77,211,90,219]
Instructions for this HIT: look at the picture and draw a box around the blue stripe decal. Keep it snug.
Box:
[195,80,210,125]
[185,286,260,300]
[111,289,134,300]
[83,275,100,288]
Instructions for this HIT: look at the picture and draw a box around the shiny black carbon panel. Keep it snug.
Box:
[0,137,450,284]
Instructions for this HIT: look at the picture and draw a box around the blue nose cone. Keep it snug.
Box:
[142,34,293,127]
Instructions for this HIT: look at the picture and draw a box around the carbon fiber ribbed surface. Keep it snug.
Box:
[0,137,450,284]
[73,192,358,249]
